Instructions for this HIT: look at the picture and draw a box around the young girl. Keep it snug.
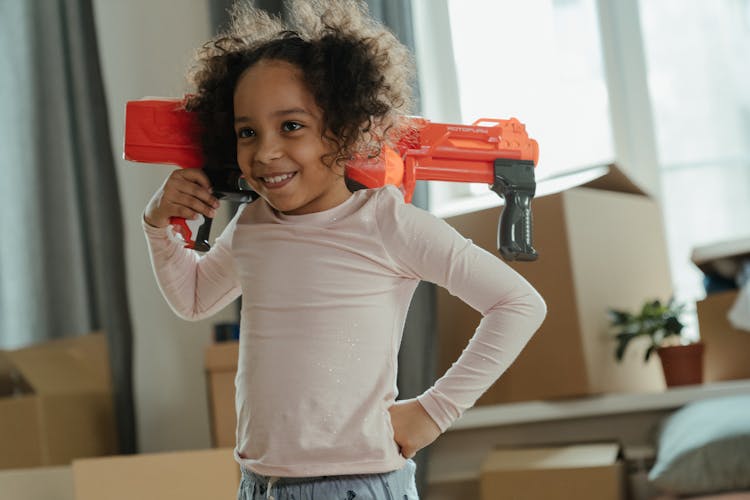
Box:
[142,1,546,498]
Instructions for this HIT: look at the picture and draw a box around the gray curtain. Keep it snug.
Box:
[0,0,136,454]
[209,0,435,494]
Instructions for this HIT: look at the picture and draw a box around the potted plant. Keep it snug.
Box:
[608,298,704,387]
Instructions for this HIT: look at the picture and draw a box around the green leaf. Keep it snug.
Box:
[608,297,688,363]
[615,333,638,361]
[664,316,684,335]
[642,300,662,317]
[608,309,631,326]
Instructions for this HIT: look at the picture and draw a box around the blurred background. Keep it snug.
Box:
[0,0,748,478]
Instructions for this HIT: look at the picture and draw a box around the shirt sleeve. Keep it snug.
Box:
[375,186,547,432]
[142,211,243,321]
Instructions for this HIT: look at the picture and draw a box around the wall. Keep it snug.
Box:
[92,0,237,453]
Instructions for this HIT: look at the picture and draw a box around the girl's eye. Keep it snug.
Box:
[237,128,255,139]
[282,121,303,132]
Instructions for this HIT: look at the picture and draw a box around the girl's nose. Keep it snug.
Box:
[254,135,284,164]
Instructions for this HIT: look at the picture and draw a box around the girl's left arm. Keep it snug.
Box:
[377,187,547,436]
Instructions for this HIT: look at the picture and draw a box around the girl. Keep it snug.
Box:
[142,1,546,499]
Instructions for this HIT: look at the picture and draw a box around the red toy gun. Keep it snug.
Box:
[124,98,539,261]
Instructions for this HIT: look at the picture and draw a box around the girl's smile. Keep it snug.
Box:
[233,59,352,215]
[261,172,297,188]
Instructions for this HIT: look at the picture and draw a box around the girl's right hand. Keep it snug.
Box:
[144,168,221,228]
[388,398,441,459]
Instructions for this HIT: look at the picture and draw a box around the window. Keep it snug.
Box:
[640,0,750,300]
[413,0,613,214]
[415,0,750,306]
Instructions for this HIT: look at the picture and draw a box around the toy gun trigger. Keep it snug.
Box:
[167,214,210,251]
[167,193,220,252]
[491,159,538,262]
[168,216,195,247]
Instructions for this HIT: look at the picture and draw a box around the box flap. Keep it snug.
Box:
[691,236,750,274]
[482,443,620,472]
[536,164,648,198]
[0,353,18,396]
[2,333,111,395]
[581,164,648,196]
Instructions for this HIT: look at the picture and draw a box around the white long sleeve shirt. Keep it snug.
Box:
[143,185,546,477]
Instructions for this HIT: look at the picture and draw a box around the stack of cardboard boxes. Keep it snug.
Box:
[71,448,239,500]
[692,237,750,381]
[0,333,117,470]
[479,443,626,500]
[426,165,667,499]
[204,340,240,448]
[0,333,240,499]
[437,165,673,405]
[0,448,239,500]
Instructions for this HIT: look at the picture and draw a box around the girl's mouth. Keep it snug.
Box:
[261,172,297,189]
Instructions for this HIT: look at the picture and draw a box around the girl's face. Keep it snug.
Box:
[233,59,351,215]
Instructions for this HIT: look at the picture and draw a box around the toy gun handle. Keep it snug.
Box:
[193,216,213,252]
[183,190,235,252]
[491,159,538,261]
[158,168,254,251]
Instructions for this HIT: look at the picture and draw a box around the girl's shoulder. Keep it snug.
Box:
[373,184,405,201]
[368,184,442,233]
[372,184,432,217]
[355,185,422,226]
[368,184,408,210]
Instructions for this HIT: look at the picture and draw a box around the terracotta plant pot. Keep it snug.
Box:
[657,342,705,387]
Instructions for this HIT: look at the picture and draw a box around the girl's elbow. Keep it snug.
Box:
[529,290,547,326]
[171,304,210,322]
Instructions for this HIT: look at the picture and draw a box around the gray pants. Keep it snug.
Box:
[237,459,419,500]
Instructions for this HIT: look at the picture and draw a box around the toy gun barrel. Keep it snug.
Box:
[414,162,493,184]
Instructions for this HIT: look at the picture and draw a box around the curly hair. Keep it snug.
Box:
[184,0,416,171]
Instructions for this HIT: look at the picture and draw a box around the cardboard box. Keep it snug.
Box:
[697,290,750,381]
[426,478,479,500]
[0,333,117,469]
[691,236,750,280]
[204,341,239,447]
[692,238,750,382]
[437,165,672,404]
[0,465,74,500]
[480,443,625,500]
[73,448,239,500]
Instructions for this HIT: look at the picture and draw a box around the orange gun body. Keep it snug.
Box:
[125,99,539,260]
[405,117,537,199]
